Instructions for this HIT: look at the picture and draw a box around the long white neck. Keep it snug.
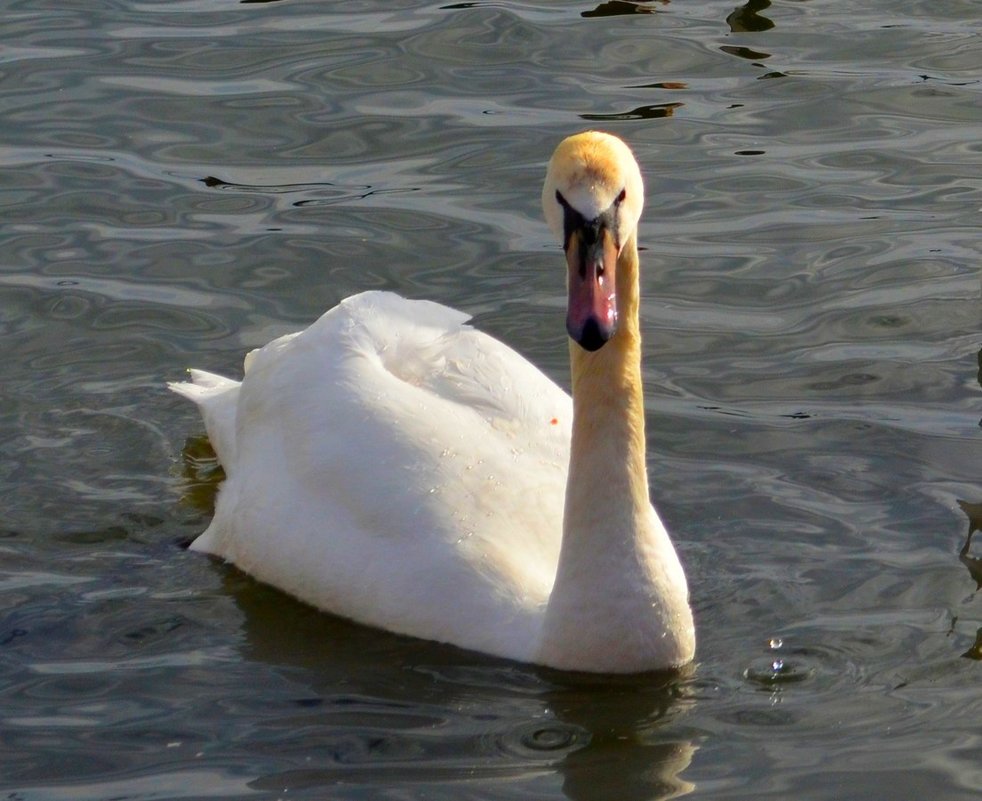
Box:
[537,236,695,673]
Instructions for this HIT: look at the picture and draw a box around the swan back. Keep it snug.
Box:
[174,292,574,661]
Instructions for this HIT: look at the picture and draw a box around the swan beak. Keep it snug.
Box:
[566,226,618,352]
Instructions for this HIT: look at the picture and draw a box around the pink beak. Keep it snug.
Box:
[566,227,618,352]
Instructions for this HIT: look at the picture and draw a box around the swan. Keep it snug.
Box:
[170,131,695,673]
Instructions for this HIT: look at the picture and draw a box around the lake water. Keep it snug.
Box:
[2,0,980,798]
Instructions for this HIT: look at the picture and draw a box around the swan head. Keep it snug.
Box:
[542,131,644,352]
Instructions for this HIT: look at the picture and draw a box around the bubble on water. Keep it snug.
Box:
[491,720,587,761]
[521,725,578,751]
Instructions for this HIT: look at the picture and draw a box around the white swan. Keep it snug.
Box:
[170,132,695,673]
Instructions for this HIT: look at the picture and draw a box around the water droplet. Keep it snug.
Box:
[744,655,812,686]
[769,637,783,650]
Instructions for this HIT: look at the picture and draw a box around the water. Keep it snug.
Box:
[1,0,980,797]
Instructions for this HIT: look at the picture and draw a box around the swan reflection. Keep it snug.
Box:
[223,572,696,799]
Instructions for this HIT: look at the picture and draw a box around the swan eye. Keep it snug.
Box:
[555,191,584,250]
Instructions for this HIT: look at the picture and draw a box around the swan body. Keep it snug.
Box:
[171,132,695,672]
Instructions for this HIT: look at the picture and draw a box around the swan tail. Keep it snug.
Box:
[169,369,241,468]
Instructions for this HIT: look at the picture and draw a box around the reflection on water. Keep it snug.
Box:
[961,628,982,661]
[582,102,683,121]
[956,348,982,599]
[582,1,668,19]
[2,0,981,798]
[726,0,774,34]
[228,568,696,800]
[957,500,982,591]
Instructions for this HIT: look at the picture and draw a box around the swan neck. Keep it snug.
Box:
[567,235,648,528]
[537,236,695,672]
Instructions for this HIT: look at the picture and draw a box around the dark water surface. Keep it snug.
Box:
[2,0,980,798]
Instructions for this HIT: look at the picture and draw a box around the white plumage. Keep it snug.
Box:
[173,291,571,660]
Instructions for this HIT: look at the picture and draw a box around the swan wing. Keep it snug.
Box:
[173,291,572,659]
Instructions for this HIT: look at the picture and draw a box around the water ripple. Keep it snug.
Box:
[1,0,980,798]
